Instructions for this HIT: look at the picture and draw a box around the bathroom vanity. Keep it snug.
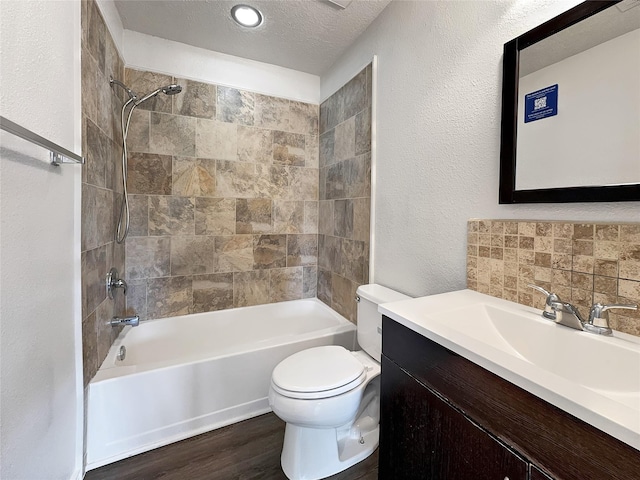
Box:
[378,291,640,480]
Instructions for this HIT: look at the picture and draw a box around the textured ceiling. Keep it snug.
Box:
[113,0,392,75]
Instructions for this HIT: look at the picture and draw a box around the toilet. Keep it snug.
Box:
[268,284,410,480]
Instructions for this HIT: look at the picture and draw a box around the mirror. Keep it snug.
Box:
[499,0,640,203]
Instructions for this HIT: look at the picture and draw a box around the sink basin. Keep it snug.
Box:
[379,289,640,450]
[436,303,640,403]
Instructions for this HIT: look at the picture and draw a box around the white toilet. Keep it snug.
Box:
[268,284,410,480]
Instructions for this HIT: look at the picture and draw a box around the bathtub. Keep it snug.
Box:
[86,298,356,470]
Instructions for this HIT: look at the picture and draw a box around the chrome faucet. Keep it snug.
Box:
[585,303,638,335]
[528,284,637,335]
[528,284,562,321]
[552,300,587,331]
[110,315,139,327]
[106,268,128,299]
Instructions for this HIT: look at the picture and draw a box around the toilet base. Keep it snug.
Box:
[281,422,379,480]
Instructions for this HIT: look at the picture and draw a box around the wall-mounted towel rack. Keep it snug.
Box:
[0,115,85,166]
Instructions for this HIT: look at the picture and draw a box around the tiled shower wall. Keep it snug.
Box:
[467,220,640,337]
[122,68,319,320]
[318,64,372,322]
[81,0,126,386]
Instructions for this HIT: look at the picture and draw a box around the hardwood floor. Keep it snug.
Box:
[85,413,379,480]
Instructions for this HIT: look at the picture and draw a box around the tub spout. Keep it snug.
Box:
[110,315,139,327]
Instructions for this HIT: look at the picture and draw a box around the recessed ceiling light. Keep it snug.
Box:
[231,4,263,28]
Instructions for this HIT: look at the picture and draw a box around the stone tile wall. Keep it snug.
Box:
[123,68,319,320]
[318,64,372,322]
[81,0,126,387]
[467,220,640,337]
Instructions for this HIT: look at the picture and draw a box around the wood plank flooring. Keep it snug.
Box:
[85,413,379,480]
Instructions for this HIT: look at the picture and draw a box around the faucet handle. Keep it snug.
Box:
[528,284,552,298]
[588,303,638,325]
[528,284,562,320]
[106,268,128,299]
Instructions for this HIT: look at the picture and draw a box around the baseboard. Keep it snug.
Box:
[70,467,84,480]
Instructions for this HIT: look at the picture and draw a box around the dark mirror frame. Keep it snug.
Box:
[499,0,640,204]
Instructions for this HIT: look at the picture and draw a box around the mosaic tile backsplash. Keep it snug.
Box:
[467,220,640,337]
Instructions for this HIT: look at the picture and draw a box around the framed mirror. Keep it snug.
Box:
[499,0,640,203]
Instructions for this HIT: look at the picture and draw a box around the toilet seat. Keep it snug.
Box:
[271,345,367,400]
[271,370,366,399]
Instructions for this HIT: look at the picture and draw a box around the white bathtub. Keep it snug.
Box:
[86,298,356,470]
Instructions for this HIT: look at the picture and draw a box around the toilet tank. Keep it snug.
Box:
[356,284,410,362]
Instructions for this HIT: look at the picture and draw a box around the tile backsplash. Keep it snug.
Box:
[467,220,640,337]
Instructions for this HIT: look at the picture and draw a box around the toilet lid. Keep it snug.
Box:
[272,346,365,394]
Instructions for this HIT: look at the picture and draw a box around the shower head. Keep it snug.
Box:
[134,84,183,106]
[162,84,182,95]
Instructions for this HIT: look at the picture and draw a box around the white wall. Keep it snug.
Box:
[0,1,83,479]
[123,30,320,103]
[322,0,640,298]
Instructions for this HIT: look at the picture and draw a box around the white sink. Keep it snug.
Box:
[379,289,640,450]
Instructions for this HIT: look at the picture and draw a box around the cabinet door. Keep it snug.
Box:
[379,356,527,480]
[530,465,554,480]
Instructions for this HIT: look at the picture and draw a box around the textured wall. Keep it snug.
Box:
[321,1,640,299]
[81,0,126,386]
[317,65,372,322]
[122,68,319,320]
[468,220,640,337]
[0,0,82,477]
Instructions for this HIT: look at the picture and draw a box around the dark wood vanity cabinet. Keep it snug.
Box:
[379,316,640,480]
[380,355,528,479]
[530,466,553,480]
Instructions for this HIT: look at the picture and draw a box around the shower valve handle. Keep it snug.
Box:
[106,268,128,299]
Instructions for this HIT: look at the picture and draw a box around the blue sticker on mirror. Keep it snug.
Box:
[524,84,558,123]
